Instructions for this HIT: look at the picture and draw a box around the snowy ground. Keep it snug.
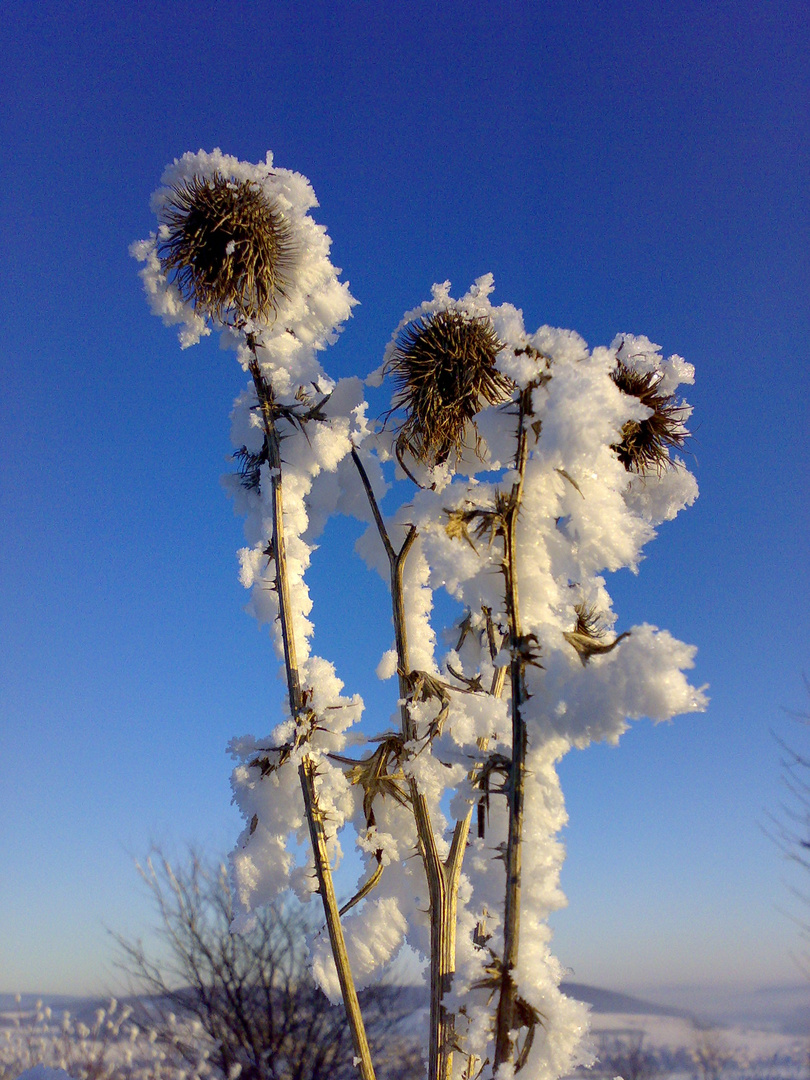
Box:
[0,997,216,1080]
[389,983,808,1080]
[1,985,807,1079]
[582,1012,807,1080]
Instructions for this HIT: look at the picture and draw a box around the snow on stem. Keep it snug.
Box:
[248,345,376,1080]
[494,383,534,1072]
[352,446,470,1080]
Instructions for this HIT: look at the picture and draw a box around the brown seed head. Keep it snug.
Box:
[611,358,689,473]
[385,310,512,467]
[158,173,294,325]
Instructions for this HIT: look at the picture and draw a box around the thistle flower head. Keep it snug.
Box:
[385,309,512,467]
[611,358,689,473]
[157,173,294,326]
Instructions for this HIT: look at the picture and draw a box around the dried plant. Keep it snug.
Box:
[563,602,630,665]
[136,153,707,1080]
[158,173,295,325]
[332,734,410,829]
[444,490,516,551]
[385,310,512,468]
[611,357,689,473]
[471,954,544,1072]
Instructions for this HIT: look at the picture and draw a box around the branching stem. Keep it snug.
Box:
[352,447,470,1080]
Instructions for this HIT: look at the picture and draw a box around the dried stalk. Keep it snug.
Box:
[352,448,469,1080]
[250,353,376,1080]
[493,385,533,1072]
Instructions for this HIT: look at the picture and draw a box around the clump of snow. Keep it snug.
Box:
[376,648,398,680]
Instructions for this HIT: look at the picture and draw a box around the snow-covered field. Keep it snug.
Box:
[0,997,217,1080]
[1,985,807,1080]
[582,1012,807,1080]
[559,981,806,1080]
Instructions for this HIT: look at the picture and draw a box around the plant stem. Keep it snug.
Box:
[493,386,532,1073]
[249,355,376,1080]
[352,448,468,1080]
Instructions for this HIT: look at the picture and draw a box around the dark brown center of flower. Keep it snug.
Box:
[385,310,511,467]
[158,173,294,325]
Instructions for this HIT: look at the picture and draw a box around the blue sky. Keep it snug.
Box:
[1,0,808,998]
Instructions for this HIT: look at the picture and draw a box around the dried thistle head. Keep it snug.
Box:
[385,310,512,467]
[611,358,689,473]
[158,173,294,325]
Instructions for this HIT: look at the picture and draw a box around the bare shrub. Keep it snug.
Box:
[112,850,419,1080]
[599,1031,658,1080]
[691,1025,731,1080]
[769,678,810,976]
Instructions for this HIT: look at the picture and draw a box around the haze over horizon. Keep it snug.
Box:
[1,0,808,999]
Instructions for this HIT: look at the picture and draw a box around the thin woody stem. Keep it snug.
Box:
[351,447,465,1080]
[493,386,533,1072]
[250,355,376,1080]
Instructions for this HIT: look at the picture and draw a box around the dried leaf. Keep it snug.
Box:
[563,602,630,665]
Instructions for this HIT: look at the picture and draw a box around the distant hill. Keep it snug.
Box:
[0,994,125,1024]
[0,985,687,1026]
[560,981,691,1018]
[0,994,93,1014]
[3,982,803,1032]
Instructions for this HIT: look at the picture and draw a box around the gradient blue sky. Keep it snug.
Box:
[1,0,808,998]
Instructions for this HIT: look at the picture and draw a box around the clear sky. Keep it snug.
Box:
[1,0,808,998]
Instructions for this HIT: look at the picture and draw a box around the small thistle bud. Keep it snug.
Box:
[611,358,689,473]
[385,310,512,467]
[157,173,294,325]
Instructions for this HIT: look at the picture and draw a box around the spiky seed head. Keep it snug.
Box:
[611,359,689,473]
[385,310,512,467]
[157,173,295,325]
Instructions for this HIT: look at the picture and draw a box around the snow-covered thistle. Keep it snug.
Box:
[134,151,707,1080]
[158,173,295,325]
[610,343,689,474]
[384,309,512,473]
